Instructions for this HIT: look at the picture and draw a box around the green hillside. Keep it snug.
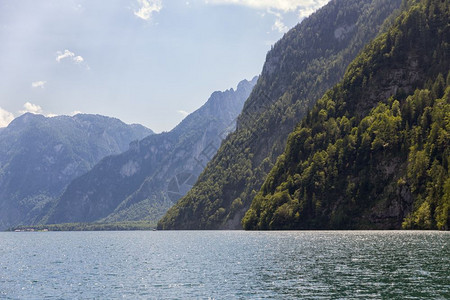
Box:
[243,0,450,230]
[158,0,403,229]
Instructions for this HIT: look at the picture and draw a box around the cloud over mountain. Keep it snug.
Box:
[0,107,14,127]
[206,0,329,12]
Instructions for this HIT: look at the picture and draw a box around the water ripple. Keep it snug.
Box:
[0,231,448,299]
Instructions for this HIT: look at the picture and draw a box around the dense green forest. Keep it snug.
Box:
[158,0,403,230]
[243,0,450,230]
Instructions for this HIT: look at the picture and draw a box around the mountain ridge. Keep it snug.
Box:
[43,77,257,225]
[158,0,403,230]
[0,113,153,230]
[243,0,450,230]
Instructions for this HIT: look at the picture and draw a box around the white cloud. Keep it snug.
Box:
[177,110,189,118]
[73,56,84,64]
[0,107,14,127]
[208,1,329,33]
[267,8,282,18]
[267,9,288,33]
[272,19,288,33]
[56,50,88,69]
[18,102,59,118]
[31,81,47,88]
[70,110,83,116]
[20,102,44,115]
[298,4,324,18]
[134,0,162,21]
[206,0,329,12]
[56,49,75,62]
[9,103,80,120]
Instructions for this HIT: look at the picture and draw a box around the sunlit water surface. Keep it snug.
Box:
[0,231,449,299]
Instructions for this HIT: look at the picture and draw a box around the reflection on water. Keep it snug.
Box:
[0,231,449,299]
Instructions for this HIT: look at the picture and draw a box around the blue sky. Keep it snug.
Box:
[0,0,328,132]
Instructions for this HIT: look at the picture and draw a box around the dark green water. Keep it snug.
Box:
[0,231,448,299]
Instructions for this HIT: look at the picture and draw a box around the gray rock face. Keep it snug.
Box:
[0,113,153,230]
[45,77,257,225]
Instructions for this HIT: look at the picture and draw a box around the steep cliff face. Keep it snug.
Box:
[44,77,257,225]
[243,0,450,230]
[158,0,403,230]
[0,113,152,229]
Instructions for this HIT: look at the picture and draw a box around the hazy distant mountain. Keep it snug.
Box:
[44,77,257,225]
[0,113,153,229]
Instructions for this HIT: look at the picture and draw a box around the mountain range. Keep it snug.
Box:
[158,0,404,229]
[160,0,449,231]
[0,113,152,229]
[42,77,257,226]
[3,0,449,232]
[243,0,449,230]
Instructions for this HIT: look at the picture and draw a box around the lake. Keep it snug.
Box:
[0,231,449,299]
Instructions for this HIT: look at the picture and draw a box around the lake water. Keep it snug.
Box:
[0,231,449,299]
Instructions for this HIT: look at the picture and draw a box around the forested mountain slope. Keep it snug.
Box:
[158,0,403,230]
[243,0,450,230]
[0,113,152,230]
[44,78,256,225]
